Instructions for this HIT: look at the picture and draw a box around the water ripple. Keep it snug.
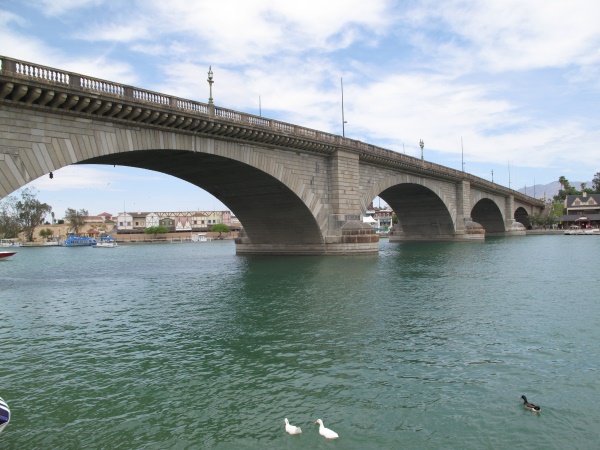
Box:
[1,238,599,448]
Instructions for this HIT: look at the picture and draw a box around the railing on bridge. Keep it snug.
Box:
[0,55,543,206]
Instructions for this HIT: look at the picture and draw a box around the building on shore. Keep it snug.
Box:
[115,210,240,233]
[363,202,393,235]
[560,193,600,229]
[21,210,240,244]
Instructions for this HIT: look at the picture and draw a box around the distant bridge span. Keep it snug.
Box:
[0,56,544,255]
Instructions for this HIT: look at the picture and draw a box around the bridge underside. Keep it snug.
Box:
[514,207,530,229]
[471,198,506,236]
[382,184,458,241]
[82,150,326,248]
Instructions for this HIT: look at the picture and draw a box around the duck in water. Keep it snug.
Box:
[521,395,541,412]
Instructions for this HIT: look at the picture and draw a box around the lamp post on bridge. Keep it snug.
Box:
[207,66,214,105]
[419,139,424,160]
[341,77,347,137]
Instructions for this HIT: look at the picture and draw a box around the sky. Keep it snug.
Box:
[2,0,600,218]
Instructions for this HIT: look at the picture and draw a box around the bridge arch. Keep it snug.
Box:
[81,146,325,247]
[366,175,457,240]
[2,117,329,248]
[514,206,530,229]
[471,198,506,235]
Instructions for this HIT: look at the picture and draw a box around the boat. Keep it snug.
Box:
[0,396,9,435]
[93,236,118,248]
[0,238,20,247]
[570,216,599,235]
[0,251,16,260]
[61,233,97,247]
[191,233,212,242]
[564,225,599,235]
[564,225,584,235]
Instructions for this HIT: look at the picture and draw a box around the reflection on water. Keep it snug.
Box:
[1,237,599,448]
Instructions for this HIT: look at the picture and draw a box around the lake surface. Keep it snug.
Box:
[1,236,599,449]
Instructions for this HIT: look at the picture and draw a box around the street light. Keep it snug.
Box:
[461,136,465,171]
[207,66,214,105]
[341,77,347,137]
[491,169,494,183]
[419,139,424,160]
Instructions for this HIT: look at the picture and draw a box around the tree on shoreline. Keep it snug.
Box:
[65,208,88,235]
[39,228,53,240]
[145,226,169,238]
[17,188,52,242]
[210,223,230,239]
[553,172,599,202]
[0,195,21,239]
[593,172,600,193]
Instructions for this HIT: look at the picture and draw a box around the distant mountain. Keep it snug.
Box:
[518,181,592,200]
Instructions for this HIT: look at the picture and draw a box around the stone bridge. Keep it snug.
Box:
[0,56,544,255]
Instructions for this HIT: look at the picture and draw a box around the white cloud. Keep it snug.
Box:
[77,0,391,64]
[31,0,106,17]
[3,0,600,201]
[410,0,600,73]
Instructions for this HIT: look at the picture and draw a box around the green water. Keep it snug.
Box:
[1,237,599,449]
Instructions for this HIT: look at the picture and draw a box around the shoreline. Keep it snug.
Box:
[526,229,565,235]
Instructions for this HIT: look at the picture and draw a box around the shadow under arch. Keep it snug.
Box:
[514,206,530,229]
[381,183,456,241]
[80,149,324,246]
[471,198,505,235]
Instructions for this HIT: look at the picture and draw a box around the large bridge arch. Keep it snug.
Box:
[82,147,326,247]
[1,108,332,249]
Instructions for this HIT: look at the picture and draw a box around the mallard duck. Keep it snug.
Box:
[521,395,541,412]
[284,418,302,435]
[315,419,339,440]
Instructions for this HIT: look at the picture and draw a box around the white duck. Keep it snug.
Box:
[284,418,302,435]
[315,419,339,440]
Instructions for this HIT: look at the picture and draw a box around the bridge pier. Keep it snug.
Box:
[503,196,527,236]
[235,220,378,255]
[455,219,486,240]
[388,217,485,242]
[490,218,526,237]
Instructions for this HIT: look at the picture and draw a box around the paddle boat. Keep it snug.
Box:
[0,396,9,434]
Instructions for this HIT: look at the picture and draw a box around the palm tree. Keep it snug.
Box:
[558,176,569,190]
[593,172,600,193]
